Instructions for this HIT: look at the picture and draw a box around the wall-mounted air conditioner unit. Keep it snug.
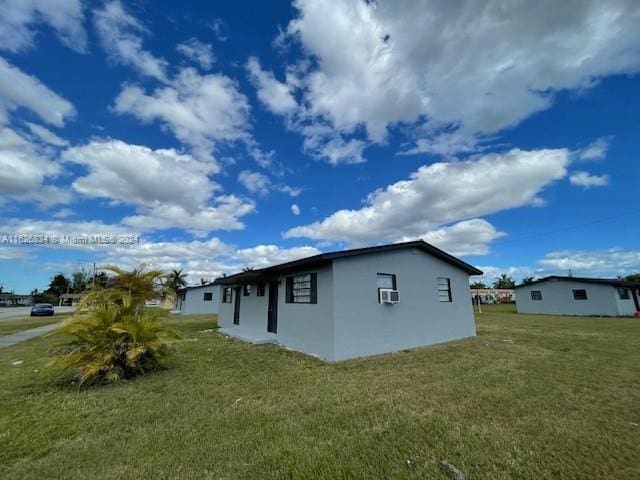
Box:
[379,289,400,304]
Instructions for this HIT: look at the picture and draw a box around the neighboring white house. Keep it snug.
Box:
[214,240,483,361]
[175,284,221,315]
[0,293,32,306]
[514,276,640,316]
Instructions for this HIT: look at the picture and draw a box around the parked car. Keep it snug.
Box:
[30,303,55,316]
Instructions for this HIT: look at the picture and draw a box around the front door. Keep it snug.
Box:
[233,286,241,325]
[267,281,278,333]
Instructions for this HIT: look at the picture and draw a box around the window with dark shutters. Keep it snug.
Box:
[286,272,317,303]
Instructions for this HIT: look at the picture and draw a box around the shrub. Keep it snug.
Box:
[49,282,181,387]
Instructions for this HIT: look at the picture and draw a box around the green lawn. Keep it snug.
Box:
[1,308,639,479]
[0,313,70,336]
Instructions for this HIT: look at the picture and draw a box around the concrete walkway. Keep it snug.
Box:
[0,322,60,349]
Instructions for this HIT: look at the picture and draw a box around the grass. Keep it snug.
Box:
[1,307,639,479]
[0,313,70,336]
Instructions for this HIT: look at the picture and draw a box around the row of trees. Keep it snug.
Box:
[30,267,190,306]
[470,273,535,289]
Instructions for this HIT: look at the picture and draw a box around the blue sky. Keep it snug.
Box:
[1,0,639,293]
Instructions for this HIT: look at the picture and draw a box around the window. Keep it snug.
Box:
[257,282,266,296]
[618,288,630,299]
[572,289,588,300]
[243,284,251,296]
[203,292,213,302]
[530,290,542,301]
[437,277,452,302]
[376,273,396,289]
[376,273,397,303]
[222,287,232,303]
[286,273,317,303]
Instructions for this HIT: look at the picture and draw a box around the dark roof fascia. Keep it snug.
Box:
[214,240,482,285]
[514,276,640,289]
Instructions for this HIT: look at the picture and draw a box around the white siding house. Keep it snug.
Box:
[176,284,221,315]
[515,276,640,316]
[214,240,482,361]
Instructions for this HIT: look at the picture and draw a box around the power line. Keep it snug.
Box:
[493,209,640,246]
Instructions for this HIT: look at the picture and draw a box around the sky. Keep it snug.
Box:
[0,0,639,293]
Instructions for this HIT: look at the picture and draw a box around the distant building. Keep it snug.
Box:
[0,293,32,306]
[470,288,515,304]
[59,293,84,306]
[175,284,221,315]
[514,276,640,316]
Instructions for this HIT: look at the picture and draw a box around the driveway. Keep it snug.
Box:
[0,322,61,349]
[0,306,75,322]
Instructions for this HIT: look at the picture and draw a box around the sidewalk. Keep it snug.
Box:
[0,323,60,349]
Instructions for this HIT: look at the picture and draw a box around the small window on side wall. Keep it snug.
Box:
[257,283,266,296]
[530,290,542,301]
[243,284,251,296]
[437,277,452,302]
[572,289,588,300]
[618,288,630,300]
[203,292,213,301]
[222,287,232,303]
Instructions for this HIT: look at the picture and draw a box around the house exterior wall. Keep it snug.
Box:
[180,285,220,315]
[276,263,335,360]
[331,248,476,361]
[217,264,335,360]
[614,287,637,315]
[515,280,620,316]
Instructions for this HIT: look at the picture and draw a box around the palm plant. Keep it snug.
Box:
[49,268,181,387]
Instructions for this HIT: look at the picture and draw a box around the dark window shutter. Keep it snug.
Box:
[285,276,293,303]
[310,273,317,304]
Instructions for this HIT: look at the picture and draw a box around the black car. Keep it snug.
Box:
[30,303,55,316]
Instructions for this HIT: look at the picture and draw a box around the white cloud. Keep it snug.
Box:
[25,122,69,147]
[63,139,217,209]
[579,137,609,161]
[52,208,75,219]
[177,38,215,70]
[113,67,251,166]
[285,148,569,244]
[399,219,505,257]
[232,244,321,269]
[62,140,255,233]
[0,57,75,127]
[279,185,302,197]
[569,171,610,188]
[257,0,640,159]
[94,0,168,81]
[0,127,70,206]
[238,170,270,197]
[539,249,640,277]
[0,0,86,53]
[246,57,298,115]
[291,204,301,215]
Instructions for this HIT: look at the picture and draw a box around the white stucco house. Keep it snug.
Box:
[515,276,640,316]
[175,284,221,315]
[213,240,483,361]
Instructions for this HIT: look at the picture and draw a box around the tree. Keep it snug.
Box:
[103,264,165,310]
[520,276,536,286]
[470,281,487,289]
[166,269,188,293]
[71,268,91,293]
[623,273,640,283]
[49,281,181,387]
[493,273,516,289]
[47,273,70,296]
[93,271,115,289]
